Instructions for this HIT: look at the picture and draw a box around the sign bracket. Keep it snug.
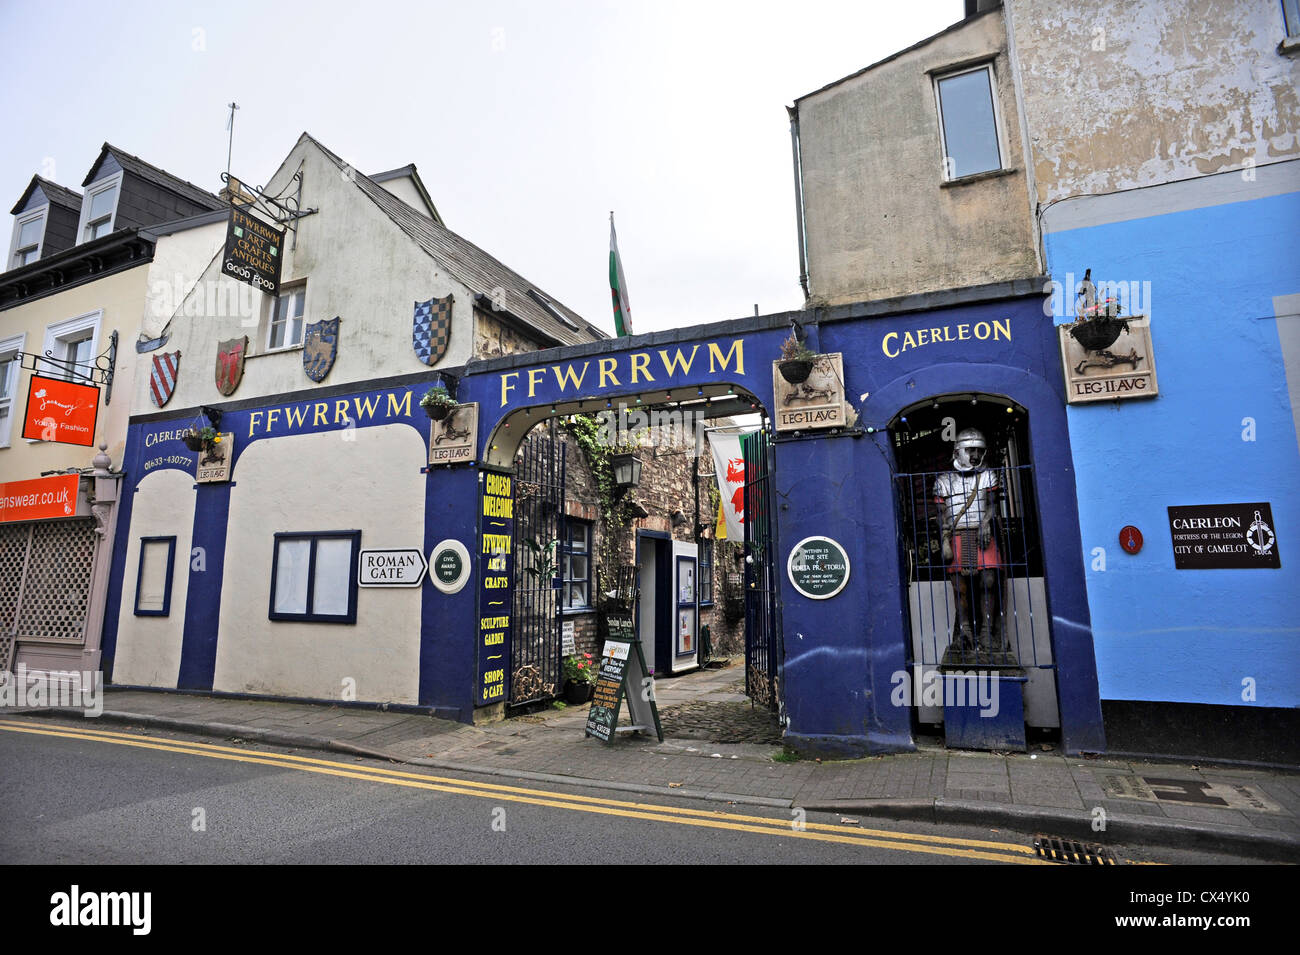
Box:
[17,329,118,405]
[221,170,318,251]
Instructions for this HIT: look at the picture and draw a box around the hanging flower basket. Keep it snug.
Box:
[182,433,204,452]
[420,386,457,420]
[182,426,218,452]
[777,358,814,384]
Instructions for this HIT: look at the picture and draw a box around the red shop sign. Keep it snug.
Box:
[21,374,100,447]
[0,475,80,523]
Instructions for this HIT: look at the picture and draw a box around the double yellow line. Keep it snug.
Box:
[0,718,1045,863]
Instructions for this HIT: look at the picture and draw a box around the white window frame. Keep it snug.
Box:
[561,520,592,611]
[9,207,47,269]
[41,310,102,384]
[932,63,1006,182]
[76,172,123,244]
[264,283,307,352]
[0,332,25,448]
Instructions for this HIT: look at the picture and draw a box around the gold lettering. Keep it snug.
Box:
[707,340,744,374]
[658,345,699,376]
[974,322,991,340]
[334,399,350,423]
[266,408,281,431]
[386,391,412,418]
[285,405,307,428]
[552,361,589,392]
[916,329,928,346]
[882,332,900,358]
[630,352,654,383]
[598,357,620,387]
[958,324,970,340]
[931,327,944,344]
[354,394,380,421]
[902,331,917,352]
[527,367,545,398]
[313,402,329,426]
[500,372,519,407]
[993,318,1011,342]
[248,410,263,436]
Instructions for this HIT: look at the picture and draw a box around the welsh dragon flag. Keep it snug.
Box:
[609,213,633,337]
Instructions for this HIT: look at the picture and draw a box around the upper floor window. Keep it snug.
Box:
[1284,0,1300,37]
[78,175,121,243]
[10,211,45,268]
[0,334,23,448]
[42,311,101,384]
[268,285,306,350]
[934,64,1003,181]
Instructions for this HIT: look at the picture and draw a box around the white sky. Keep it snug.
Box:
[1,0,962,335]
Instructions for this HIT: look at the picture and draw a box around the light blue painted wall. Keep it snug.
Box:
[1046,189,1300,708]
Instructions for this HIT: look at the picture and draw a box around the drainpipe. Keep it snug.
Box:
[788,105,810,301]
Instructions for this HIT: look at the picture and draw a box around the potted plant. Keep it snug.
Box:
[777,330,817,383]
[420,385,457,420]
[182,426,219,452]
[563,652,597,703]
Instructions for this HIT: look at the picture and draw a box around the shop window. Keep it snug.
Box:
[77,175,121,243]
[0,334,23,447]
[10,210,45,268]
[699,538,714,605]
[933,65,1003,180]
[134,537,176,616]
[267,285,307,350]
[269,530,360,623]
[562,520,591,610]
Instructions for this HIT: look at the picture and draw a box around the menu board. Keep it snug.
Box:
[585,613,663,743]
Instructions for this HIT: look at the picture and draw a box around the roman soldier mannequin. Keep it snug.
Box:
[934,428,1014,665]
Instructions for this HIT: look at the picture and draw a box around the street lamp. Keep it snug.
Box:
[611,452,643,492]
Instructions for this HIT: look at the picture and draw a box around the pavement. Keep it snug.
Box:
[9,659,1298,862]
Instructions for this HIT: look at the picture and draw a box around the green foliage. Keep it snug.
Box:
[564,414,642,606]
[771,748,801,763]
[778,331,815,361]
[420,386,456,410]
[563,651,597,684]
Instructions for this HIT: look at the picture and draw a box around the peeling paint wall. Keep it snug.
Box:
[1006,0,1300,205]
[794,8,1040,305]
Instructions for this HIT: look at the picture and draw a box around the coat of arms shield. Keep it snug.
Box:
[302,317,340,383]
[413,294,453,366]
[149,350,181,408]
[215,337,247,396]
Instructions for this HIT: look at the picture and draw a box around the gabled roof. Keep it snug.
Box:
[82,143,224,211]
[369,164,443,224]
[305,135,606,347]
[10,175,83,215]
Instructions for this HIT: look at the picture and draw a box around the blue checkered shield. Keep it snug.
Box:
[413,294,453,366]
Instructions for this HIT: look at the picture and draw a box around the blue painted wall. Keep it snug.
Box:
[1045,188,1300,709]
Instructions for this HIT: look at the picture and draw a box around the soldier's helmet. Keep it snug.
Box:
[953,428,987,471]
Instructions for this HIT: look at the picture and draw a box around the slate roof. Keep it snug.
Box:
[83,143,224,211]
[307,136,606,347]
[10,175,83,215]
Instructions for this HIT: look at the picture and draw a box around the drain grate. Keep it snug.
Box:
[1033,834,1118,865]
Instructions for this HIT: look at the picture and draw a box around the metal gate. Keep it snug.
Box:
[743,428,783,713]
[509,421,567,707]
[0,519,98,672]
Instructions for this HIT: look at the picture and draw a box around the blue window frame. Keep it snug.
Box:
[134,536,176,616]
[269,530,361,623]
[698,538,714,605]
[562,520,592,611]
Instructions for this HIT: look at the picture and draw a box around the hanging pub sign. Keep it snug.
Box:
[1059,275,1158,404]
[195,432,234,483]
[1167,502,1280,569]
[222,206,284,296]
[22,374,100,447]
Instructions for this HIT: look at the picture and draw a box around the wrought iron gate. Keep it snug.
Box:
[743,428,783,713]
[509,421,567,707]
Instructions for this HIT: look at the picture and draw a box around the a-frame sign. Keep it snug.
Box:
[585,611,663,743]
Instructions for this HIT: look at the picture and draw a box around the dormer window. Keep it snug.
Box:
[78,174,122,243]
[10,210,45,268]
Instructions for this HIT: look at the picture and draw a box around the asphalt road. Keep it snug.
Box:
[0,717,1260,866]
